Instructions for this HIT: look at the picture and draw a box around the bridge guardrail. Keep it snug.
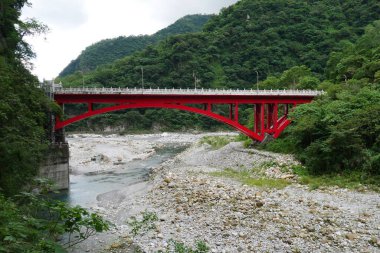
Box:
[53,87,324,96]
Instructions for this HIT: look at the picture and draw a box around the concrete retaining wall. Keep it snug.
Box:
[39,143,70,190]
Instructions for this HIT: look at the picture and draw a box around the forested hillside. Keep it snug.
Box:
[57,0,380,137]
[59,14,212,77]
[58,0,380,88]
[259,21,380,180]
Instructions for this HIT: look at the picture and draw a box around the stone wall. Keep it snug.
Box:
[39,143,69,190]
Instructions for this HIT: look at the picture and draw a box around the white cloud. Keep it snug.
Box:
[22,0,87,29]
[21,0,239,81]
[148,0,238,24]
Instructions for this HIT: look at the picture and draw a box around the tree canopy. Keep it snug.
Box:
[262,21,380,176]
[58,0,380,88]
[58,14,212,77]
[56,0,380,141]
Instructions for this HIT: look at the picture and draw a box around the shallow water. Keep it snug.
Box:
[55,144,187,207]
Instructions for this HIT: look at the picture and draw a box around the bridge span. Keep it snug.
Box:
[53,87,323,142]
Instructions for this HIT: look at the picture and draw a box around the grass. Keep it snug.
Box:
[199,135,237,150]
[158,240,209,253]
[292,165,380,191]
[126,210,158,236]
[236,136,380,192]
[209,165,380,192]
[209,168,290,189]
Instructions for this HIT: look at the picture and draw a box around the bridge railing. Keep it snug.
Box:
[53,87,324,96]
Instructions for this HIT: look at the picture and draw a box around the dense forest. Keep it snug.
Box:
[58,0,380,88]
[59,14,212,77]
[260,21,380,177]
[0,1,108,252]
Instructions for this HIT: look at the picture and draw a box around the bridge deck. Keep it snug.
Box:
[53,87,323,141]
[53,87,323,97]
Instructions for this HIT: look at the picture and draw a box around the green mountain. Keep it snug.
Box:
[58,0,380,89]
[260,21,380,179]
[57,0,380,138]
[58,14,212,77]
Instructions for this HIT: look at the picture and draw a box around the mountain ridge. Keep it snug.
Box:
[59,14,212,77]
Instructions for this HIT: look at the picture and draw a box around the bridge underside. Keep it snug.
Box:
[54,93,313,142]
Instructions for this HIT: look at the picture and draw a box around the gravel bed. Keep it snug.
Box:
[69,133,380,253]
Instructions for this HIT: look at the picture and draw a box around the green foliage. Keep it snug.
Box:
[326,21,380,83]
[58,14,212,77]
[64,108,230,134]
[199,135,235,150]
[260,65,320,90]
[292,165,380,191]
[260,134,297,154]
[0,179,110,252]
[16,191,110,249]
[287,87,380,174]
[1,3,109,252]
[0,193,53,253]
[264,22,380,178]
[61,0,380,88]
[127,210,158,236]
[159,239,209,253]
[210,168,290,189]
[56,0,380,133]
[0,0,55,195]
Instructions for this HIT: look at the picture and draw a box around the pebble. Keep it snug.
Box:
[346,233,358,240]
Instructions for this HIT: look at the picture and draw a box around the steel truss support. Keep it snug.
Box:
[54,93,314,142]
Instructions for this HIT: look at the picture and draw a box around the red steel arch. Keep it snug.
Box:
[56,103,265,141]
[54,88,321,142]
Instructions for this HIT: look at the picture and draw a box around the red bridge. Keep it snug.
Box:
[53,87,323,142]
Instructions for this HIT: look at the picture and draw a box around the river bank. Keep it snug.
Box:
[68,133,380,253]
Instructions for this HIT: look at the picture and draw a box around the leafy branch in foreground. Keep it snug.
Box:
[0,178,110,252]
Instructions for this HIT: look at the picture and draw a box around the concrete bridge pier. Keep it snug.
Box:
[39,128,70,190]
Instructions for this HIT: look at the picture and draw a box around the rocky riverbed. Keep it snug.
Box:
[68,133,380,253]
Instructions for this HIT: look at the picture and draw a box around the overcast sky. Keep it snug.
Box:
[21,0,239,81]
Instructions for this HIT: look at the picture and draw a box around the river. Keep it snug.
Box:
[62,133,380,253]
[58,134,189,208]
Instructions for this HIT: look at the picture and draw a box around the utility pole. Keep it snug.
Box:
[79,71,84,89]
[193,71,200,89]
[141,67,144,90]
[193,71,196,89]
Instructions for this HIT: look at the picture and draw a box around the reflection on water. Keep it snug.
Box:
[54,144,187,207]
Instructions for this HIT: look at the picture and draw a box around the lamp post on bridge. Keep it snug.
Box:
[141,67,144,90]
[193,71,201,90]
[79,70,85,89]
[255,70,259,91]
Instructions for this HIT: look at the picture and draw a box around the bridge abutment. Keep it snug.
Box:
[39,127,69,190]
[39,142,69,190]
